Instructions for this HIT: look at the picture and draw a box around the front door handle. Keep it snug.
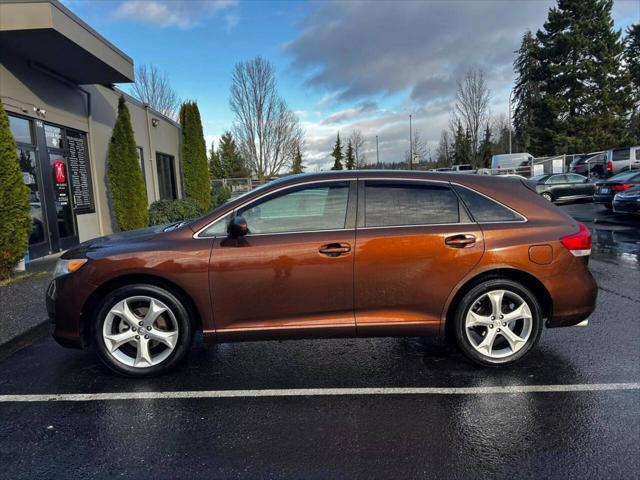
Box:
[445,234,477,248]
[319,243,351,257]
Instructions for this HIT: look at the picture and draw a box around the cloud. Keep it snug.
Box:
[114,0,238,29]
[321,100,379,124]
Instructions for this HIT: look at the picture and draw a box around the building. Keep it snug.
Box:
[0,0,183,260]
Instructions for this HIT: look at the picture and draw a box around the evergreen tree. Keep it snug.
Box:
[625,24,640,143]
[218,131,249,178]
[107,97,148,231]
[209,140,224,179]
[535,0,629,153]
[290,144,305,174]
[330,133,343,170]
[478,124,493,168]
[453,121,471,164]
[513,31,543,154]
[0,102,31,279]
[179,101,211,211]
[345,139,355,170]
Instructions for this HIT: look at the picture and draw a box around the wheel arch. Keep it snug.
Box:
[443,268,553,341]
[81,274,203,346]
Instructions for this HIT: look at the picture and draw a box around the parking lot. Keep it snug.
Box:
[0,201,638,479]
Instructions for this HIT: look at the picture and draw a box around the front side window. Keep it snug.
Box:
[454,186,523,223]
[566,174,586,183]
[364,182,459,227]
[239,183,349,234]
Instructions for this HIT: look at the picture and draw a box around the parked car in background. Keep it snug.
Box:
[48,171,597,376]
[491,153,533,172]
[569,153,606,178]
[450,164,475,173]
[593,171,640,209]
[604,146,640,175]
[612,186,640,215]
[529,173,594,203]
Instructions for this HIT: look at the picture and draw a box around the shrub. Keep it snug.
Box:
[148,198,204,226]
[180,101,211,211]
[211,185,231,209]
[0,103,31,280]
[107,97,148,231]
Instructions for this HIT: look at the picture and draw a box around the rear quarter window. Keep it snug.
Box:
[453,185,523,223]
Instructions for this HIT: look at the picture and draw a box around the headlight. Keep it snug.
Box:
[53,258,87,279]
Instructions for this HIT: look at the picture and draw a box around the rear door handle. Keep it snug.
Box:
[445,234,476,248]
[319,243,351,257]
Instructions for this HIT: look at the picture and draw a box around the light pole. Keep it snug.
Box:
[409,114,413,170]
[508,90,513,154]
[376,135,379,167]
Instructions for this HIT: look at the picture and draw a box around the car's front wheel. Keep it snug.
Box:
[454,279,543,367]
[93,284,193,377]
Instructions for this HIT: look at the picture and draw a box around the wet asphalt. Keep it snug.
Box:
[0,202,638,479]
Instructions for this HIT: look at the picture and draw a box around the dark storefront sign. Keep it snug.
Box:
[67,132,95,213]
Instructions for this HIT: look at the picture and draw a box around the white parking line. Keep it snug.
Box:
[0,383,638,403]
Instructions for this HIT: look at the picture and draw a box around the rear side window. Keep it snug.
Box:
[612,148,630,161]
[364,182,460,227]
[454,186,523,223]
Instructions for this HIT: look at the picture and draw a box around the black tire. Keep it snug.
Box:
[454,279,543,367]
[541,192,554,202]
[93,284,193,377]
[604,204,613,211]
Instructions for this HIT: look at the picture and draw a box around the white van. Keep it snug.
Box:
[491,153,533,172]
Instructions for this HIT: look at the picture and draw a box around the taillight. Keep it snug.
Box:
[560,222,591,257]
[612,184,632,192]
[606,160,613,172]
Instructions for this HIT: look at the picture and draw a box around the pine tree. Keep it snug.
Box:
[513,31,543,154]
[209,140,224,179]
[330,133,343,170]
[0,102,31,279]
[218,131,248,178]
[290,144,305,174]
[625,24,640,143]
[107,97,148,231]
[478,124,493,168]
[535,0,629,154]
[345,140,355,170]
[179,101,211,211]
[453,121,471,164]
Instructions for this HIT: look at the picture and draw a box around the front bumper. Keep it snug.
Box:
[47,271,95,349]
[612,199,640,214]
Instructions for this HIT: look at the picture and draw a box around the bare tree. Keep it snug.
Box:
[453,68,491,168]
[349,129,367,168]
[129,64,180,119]
[404,130,429,165]
[436,129,453,166]
[230,57,303,179]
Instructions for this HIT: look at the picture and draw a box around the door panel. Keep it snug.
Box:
[354,224,484,335]
[210,230,356,335]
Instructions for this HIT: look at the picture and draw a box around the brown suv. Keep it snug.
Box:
[47,171,597,376]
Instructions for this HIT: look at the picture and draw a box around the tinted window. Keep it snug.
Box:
[635,149,639,160]
[240,184,349,234]
[611,148,630,161]
[454,186,522,223]
[156,153,177,200]
[8,116,33,144]
[546,175,567,184]
[364,182,459,227]
[566,174,587,183]
[458,165,473,171]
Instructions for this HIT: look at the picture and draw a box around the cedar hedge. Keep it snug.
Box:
[180,101,211,211]
[148,198,204,226]
[0,102,31,280]
[107,97,148,231]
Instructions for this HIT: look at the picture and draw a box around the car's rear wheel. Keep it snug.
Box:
[541,192,553,202]
[454,279,543,367]
[93,284,193,377]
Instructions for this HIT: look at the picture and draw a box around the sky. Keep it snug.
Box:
[64,0,639,171]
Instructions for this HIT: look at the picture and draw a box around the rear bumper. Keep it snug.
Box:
[544,257,598,328]
[593,193,614,205]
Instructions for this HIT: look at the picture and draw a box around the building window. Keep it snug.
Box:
[156,152,177,200]
[9,115,33,145]
[44,125,63,149]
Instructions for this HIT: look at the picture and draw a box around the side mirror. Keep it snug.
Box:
[227,215,248,238]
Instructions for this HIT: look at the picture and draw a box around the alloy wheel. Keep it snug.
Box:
[542,192,553,202]
[464,289,533,359]
[102,296,179,368]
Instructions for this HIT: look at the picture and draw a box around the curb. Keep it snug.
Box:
[0,320,49,363]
